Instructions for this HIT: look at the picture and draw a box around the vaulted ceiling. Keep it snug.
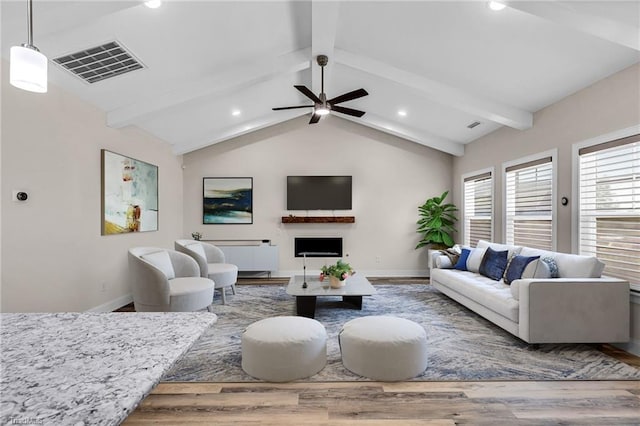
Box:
[2,1,639,156]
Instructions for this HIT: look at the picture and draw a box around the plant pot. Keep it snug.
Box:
[329,276,346,289]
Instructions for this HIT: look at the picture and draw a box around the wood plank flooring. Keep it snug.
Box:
[121,278,640,424]
[124,380,640,425]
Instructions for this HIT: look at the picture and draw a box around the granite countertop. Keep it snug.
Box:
[0,312,217,425]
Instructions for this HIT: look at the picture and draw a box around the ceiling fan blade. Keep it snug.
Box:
[331,105,366,118]
[272,105,314,111]
[328,88,368,105]
[295,85,323,104]
[309,113,321,124]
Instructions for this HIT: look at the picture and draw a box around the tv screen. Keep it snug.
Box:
[287,176,352,210]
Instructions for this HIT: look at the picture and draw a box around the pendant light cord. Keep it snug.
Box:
[26,0,35,48]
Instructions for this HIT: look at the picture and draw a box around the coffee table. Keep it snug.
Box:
[286,273,376,318]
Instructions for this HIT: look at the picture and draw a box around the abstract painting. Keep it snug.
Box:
[203,177,253,224]
[101,150,158,235]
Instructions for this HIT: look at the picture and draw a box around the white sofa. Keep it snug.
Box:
[430,240,630,344]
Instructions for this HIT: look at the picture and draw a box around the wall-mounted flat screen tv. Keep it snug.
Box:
[287,176,352,210]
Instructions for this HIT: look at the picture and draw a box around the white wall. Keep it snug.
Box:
[1,60,184,312]
[183,116,453,276]
[452,63,640,254]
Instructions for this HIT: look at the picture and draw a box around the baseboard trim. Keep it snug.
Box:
[86,294,133,313]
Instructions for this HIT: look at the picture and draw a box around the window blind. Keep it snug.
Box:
[579,135,640,284]
[505,158,553,250]
[463,172,492,247]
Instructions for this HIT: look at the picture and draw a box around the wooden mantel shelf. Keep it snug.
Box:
[281,216,355,224]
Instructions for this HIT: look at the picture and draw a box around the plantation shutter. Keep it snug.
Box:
[463,172,492,247]
[579,134,640,285]
[505,157,553,250]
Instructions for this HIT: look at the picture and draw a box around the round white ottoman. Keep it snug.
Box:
[241,316,327,382]
[339,316,428,381]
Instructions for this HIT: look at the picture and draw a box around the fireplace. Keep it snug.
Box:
[294,237,343,257]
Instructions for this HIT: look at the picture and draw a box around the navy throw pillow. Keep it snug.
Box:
[504,255,540,285]
[478,247,509,281]
[454,248,471,271]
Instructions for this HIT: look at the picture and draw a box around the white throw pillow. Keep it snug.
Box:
[142,251,175,280]
[466,248,487,273]
[435,255,453,269]
[521,258,551,279]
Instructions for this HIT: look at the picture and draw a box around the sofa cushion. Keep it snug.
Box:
[466,248,487,273]
[479,247,509,281]
[542,256,559,278]
[435,255,454,269]
[504,255,540,285]
[476,240,523,260]
[521,258,552,279]
[519,247,605,278]
[454,248,471,271]
[431,269,519,322]
[142,251,175,280]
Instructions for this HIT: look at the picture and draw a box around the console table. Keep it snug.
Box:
[206,240,279,277]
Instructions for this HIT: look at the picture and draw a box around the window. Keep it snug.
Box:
[463,170,493,247]
[505,156,554,250]
[579,134,640,284]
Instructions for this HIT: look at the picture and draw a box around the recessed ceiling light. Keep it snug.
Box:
[232,110,241,116]
[488,1,507,11]
[397,110,407,117]
[145,0,162,9]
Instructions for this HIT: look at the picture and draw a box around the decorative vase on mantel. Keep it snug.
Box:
[329,275,346,289]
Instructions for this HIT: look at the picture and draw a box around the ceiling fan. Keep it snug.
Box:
[272,55,368,124]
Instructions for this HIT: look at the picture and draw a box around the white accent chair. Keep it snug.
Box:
[128,247,215,312]
[175,240,239,304]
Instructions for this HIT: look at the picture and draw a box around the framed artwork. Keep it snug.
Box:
[101,150,158,235]
[203,177,253,224]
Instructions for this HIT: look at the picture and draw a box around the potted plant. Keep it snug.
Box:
[415,190,458,250]
[320,259,353,288]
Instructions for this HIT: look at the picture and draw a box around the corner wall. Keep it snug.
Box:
[452,63,640,254]
[1,60,184,312]
[183,116,453,276]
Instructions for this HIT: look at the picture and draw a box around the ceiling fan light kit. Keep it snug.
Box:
[10,0,47,93]
[273,55,368,124]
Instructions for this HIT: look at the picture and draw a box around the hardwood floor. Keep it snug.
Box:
[121,278,640,424]
[124,380,640,425]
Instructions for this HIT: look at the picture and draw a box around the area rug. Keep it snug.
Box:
[162,284,640,382]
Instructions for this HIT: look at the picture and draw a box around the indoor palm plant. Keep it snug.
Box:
[415,190,458,249]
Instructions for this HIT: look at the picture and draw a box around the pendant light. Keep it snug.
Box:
[10,0,47,93]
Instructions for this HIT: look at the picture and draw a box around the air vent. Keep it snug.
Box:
[467,121,481,129]
[53,41,144,84]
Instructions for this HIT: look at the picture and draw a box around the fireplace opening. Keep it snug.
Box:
[294,237,343,257]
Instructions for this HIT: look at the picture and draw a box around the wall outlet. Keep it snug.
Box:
[100,282,107,292]
[375,256,381,264]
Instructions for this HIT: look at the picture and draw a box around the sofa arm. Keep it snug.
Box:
[518,278,630,343]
